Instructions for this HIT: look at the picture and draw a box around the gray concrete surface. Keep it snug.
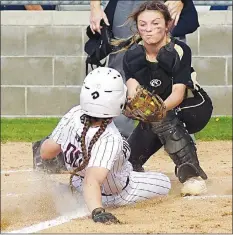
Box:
[1,11,232,116]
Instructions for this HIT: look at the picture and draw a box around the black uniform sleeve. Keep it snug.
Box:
[123,52,134,81]
[171,0,200,37]
[173,42,193,87]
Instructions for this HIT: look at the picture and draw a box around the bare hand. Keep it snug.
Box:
[126,78,140,100]
[90,6,109,34]
[165,0,184,26]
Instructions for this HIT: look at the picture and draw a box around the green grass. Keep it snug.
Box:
[194,117,232,141]
[1,117,232,143]
[1,118,60,143]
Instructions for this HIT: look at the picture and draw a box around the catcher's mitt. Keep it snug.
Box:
[123,86,166,123]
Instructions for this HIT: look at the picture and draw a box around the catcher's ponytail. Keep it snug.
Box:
[111,34,142,54]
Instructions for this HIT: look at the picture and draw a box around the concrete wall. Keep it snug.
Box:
[1,11,232,117]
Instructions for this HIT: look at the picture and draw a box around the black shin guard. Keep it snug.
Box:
[152,111,207,183]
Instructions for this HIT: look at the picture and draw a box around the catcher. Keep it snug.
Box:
[33,67,171,224]
[112,1,213,196]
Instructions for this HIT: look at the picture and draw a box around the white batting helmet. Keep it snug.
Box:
[80,67,127,118]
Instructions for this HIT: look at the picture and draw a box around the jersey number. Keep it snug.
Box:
[123,140,131,160]
[64,143,83,167]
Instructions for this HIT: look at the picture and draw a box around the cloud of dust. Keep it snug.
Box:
[30,171,90,218]
[2,170,89,230]
[48,177,89,217]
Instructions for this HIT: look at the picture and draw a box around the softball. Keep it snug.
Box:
[181,177,207,196]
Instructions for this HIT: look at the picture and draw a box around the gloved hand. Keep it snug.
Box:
[123,86,166,123]
[92,207,120,224]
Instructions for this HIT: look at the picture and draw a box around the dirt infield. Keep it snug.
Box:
[1,141,232,233]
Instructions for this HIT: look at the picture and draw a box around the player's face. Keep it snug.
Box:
[137,10,168,45]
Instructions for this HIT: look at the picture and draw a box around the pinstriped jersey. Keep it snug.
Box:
[50,105,133,195]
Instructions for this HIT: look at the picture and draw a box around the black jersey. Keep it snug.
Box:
[123,39,194,100]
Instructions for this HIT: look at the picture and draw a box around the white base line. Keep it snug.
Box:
[3,212,88,234]
[2,192,32,198]
[2,179,44,184]
[3,195,232,234]
[184,195,232,200]
[1,169,33,174]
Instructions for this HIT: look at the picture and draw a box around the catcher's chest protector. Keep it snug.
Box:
[125,45,173,100]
